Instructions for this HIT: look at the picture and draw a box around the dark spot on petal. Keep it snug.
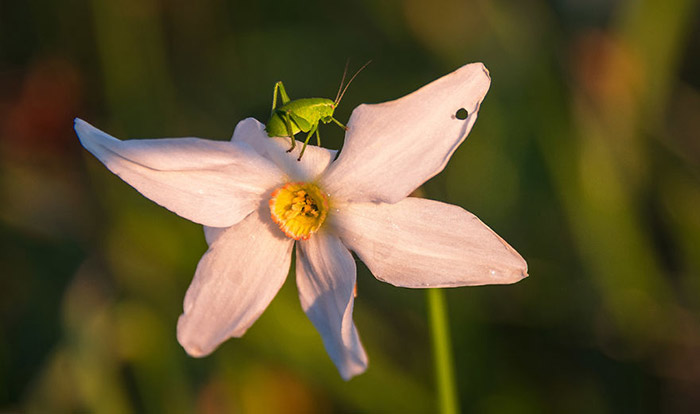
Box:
[455,108,469,120]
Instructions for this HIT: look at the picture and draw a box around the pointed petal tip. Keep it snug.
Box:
[506,247,529,284]
[73,117,88,138]
[340,360,368,381]
[73,117,113,150]
[182,346,208,358]
[177,315,202,356]
[474,61,490,80]
[176,311,259,359]
[486,250,528,286]
[520,268,529,280]
[73,117,94,134]
[176,314,217,358]
[507,266,529,284]
[177,285,261,358]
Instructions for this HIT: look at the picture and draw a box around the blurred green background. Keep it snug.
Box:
[2,0,700,412]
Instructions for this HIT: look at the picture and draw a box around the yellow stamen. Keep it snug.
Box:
[269,182,328,240]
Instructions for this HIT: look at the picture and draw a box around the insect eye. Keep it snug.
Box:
[455,108,469,120]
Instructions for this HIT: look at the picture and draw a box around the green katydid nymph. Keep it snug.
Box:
[265,61,371,161]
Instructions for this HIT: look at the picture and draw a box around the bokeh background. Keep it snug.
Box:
[2,0,700,412]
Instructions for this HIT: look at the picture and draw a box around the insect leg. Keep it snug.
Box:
[277,110,296,151]
[330,117,349,131]
[298,123,318,161]
[271,83,279,112]
[271,81,291,112]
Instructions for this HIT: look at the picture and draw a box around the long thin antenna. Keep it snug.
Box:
[335,60,372,106]
[334,60,350,103]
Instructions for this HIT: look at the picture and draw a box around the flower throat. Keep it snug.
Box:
[269,182,328,240]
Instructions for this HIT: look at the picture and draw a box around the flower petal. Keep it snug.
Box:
[231,117,337,182]
[203,226,226,246]
[75,118,283,227]
[177,207,294,357]
[230,117,269,155]
[296,231,368,380]
[321,63,491,203]
[333,198,527,287]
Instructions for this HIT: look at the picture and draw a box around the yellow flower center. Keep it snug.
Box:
[269,182,329,240]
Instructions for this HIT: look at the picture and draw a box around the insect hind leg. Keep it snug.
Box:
[275,109,296,152]
[271,81,291,112]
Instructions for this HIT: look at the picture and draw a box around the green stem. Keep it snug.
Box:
[427,288,460,414]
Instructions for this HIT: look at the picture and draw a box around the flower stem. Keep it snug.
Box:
[427,288,460,414]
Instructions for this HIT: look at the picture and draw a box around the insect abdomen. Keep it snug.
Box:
[266,113,300,137]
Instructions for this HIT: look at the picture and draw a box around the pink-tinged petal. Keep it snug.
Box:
[230,117,268,155]
[333,198,527,287]
[321,63,491,203]
[177,207,294,357]
[75,118,283,228]
[231,118,337,182]
[203,226,226,246]
[296,232,368,380]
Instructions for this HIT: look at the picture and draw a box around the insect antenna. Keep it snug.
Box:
[334,60,372,106]
[334,60,350,104]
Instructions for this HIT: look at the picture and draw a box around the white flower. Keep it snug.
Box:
[74,62,527,380]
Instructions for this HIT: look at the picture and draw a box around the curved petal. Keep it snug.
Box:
[333,198,527,287]
[75,118,283,227]
[230,117,269,155]
[177,207,294,357]
[296,232,368,380]
[321,63,491,203]
[203,226,226,246]
[231,118,337,182]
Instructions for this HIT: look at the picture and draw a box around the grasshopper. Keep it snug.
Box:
[265,61,370,161]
